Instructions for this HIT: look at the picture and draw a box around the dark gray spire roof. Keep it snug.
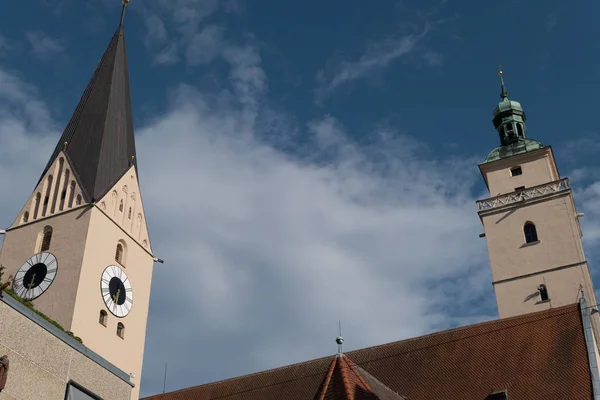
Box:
[39,24,136,202]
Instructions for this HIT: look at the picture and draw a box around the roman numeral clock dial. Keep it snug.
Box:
[101,265,133,318]
[12,252,58,300]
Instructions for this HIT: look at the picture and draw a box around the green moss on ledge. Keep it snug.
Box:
[2,288,83,344]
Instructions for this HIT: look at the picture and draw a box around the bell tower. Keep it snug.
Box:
[477,69,597,319]
[0,2,155,398]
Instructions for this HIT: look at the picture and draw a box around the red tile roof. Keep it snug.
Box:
[316,354,407,400]
[142,303,593,400]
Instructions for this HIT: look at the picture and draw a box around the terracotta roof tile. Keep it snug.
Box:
[142,303,592,400]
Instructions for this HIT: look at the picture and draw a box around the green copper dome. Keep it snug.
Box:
[484,138,545,163]
[493,98,523,116]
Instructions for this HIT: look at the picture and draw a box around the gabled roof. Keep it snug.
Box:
[316,354,407,400]
[141,303,593,400]
[39,23,136,202]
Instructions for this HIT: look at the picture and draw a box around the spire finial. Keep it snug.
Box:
[336,321,344,355]
[120,0,131,26]
[498,65,509,99]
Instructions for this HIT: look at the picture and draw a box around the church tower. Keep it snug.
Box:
[477,70,597,319]
[0,3,155,398]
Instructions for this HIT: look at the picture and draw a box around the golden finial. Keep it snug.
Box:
[498,64,509,99]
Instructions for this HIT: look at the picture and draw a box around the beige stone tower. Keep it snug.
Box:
[477,71,597,319]
[0,6,156,399]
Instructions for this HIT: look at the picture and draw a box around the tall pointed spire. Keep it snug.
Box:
[39,2,136,201]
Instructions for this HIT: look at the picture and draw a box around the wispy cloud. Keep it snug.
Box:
[185,25,225,66]
[315,27,430,103]
[25,31,65,58]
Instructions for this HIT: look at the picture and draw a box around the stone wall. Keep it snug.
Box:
[0,294,132,400]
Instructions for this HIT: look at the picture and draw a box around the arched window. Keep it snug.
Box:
[68,180,76,207]
[538,284,549,301]
[75,194,82,206]
[119,200,124,212]
[516,123,524,138]
[42,175,53,217]
[99,310,107,326]
[51,158,64,214]
[117,323,125,339]
[22,211,29,224]
[41,226,53,251]
[115,243,124,265]
[524,222,538,243]
[59,169,70,211]
[33,192,41,219]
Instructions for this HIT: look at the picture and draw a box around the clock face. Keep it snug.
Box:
[101,265,133,318]
[12,252,58,300]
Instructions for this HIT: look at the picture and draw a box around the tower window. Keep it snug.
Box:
[41,226,53,251]
[75,194,82,206]
[510,166,522,176]
[117,323,125,339]
[517,123,524,138]
[119,200,124,212]
[33,192,41,219]
[538,284,549,302]
[22,211,29,224]
[68,180,76,208]
[115,243,124,265]
[514,186,525,192]
[99,310,107,326]
[128,207,132,219]
[524,222,538,243]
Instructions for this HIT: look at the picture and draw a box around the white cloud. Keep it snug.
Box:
[25,31,65,58]
[315,28,429,103]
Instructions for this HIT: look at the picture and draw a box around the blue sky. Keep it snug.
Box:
[1,0,600,397]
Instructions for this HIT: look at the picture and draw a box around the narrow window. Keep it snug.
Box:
[22,211,29,223]
[33,192,41,219]
[68,180,76,207]
[117,323,125,339]
[42,175,53,217]
[99,310,107,326]
[119,200,124,212]
[40,226,53,251]
[50,158,64,214]
[59,169,70,211]
[524,222,538,243]
[75,194,82,206]
[510,166,522,176]
[538,284,549,301]
[115,243,124,264]
[128,207,132,219]
[517,123,524,138]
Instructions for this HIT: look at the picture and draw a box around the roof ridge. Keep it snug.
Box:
[315,357,337,400]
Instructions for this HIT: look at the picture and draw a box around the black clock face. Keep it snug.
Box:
[101,265,133,317]
[12,252,58,300]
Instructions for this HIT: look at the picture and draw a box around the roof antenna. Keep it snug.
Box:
[120,0,131,26]
[162,361,168,394]
[498,64,509,100]
[336,320,344,356]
